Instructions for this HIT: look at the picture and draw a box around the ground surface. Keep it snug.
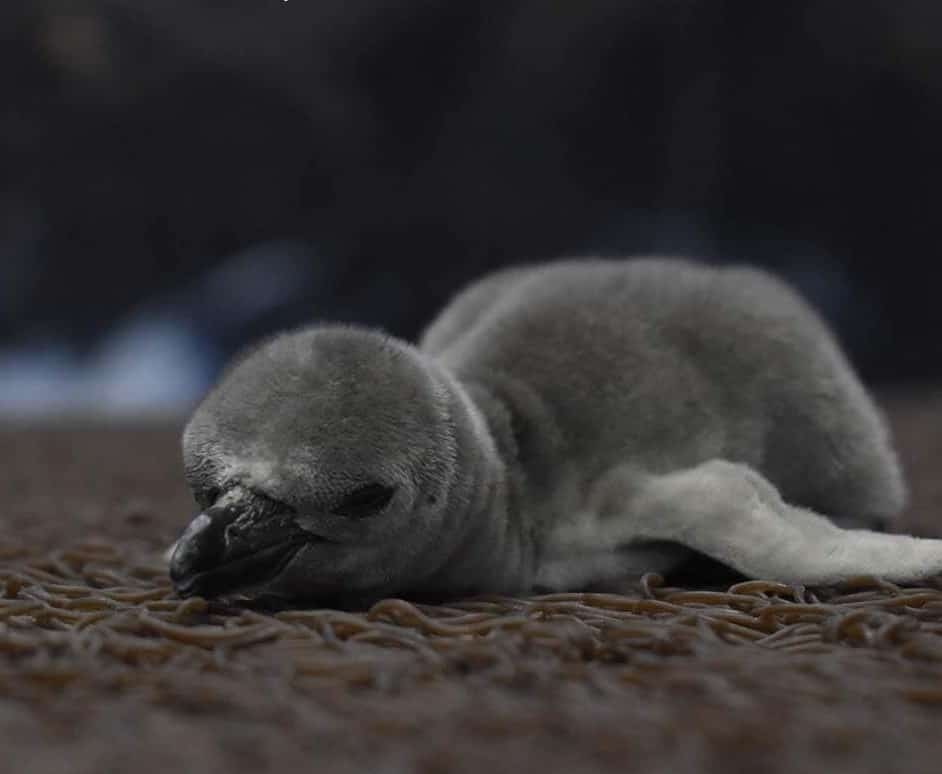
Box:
[1,391,941,774]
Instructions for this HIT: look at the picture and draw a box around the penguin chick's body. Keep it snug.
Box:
[172,258,939,604]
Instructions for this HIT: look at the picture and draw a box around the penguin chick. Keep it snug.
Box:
[170,257,942,604]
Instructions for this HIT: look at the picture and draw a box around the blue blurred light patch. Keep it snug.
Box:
[0,318,215,419]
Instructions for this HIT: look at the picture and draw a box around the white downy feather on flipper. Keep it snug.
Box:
[166,258,939,604]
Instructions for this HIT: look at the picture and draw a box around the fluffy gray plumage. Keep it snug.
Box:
[169,257,940,604]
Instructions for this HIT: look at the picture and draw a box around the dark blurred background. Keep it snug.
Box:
[2,1,940,416]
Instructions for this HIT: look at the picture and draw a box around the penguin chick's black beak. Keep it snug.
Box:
[169,504,310,598]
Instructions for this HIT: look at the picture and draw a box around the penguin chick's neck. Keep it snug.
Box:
[420,361,535,595]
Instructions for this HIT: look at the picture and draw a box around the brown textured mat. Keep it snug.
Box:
[1,391,941,774]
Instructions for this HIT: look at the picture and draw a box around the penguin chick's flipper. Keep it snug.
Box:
[600,459,942,586]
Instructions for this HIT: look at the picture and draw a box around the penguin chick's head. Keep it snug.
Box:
[171,326,469,604]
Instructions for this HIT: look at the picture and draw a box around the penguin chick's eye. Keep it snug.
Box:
[331,484,396,518]
[194,486,221,510]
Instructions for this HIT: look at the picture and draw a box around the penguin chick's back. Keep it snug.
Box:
[422,257,856,475]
